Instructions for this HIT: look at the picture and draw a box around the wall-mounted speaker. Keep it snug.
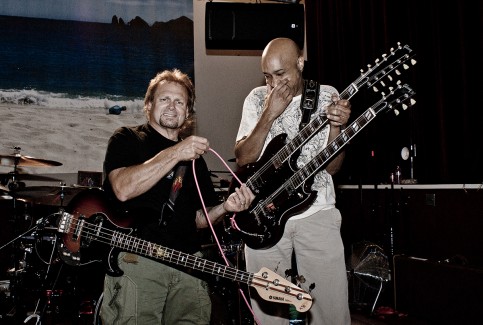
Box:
[205,2,305,50]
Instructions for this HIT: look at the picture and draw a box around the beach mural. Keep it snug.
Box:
[0,0,194,176]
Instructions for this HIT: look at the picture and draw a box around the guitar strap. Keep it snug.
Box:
[159,164,187,227]
[299,79,320,130]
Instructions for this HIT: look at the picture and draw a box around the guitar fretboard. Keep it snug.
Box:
[110,231,254,284]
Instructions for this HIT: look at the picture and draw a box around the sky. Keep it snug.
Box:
[0,0,193,24]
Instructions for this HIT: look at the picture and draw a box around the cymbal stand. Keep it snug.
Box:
[8,147,27,274]
[25,233,62,324]
[58,182,67,208]
[6,147,27,191]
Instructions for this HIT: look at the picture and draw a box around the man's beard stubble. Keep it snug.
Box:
[158,116,181,130]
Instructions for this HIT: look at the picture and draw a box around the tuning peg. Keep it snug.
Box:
[373,86,379,92]
[411,58,417,65]
[297,275,306,283]
[394,107,400,116]
[395,69,401,75]
[410,99,416,105]
[308,283,316,293]
[380,81,386,87]
[397,80,402,85]
[402,103,408,110]
[388,75,393,81]
[403,64,410,70]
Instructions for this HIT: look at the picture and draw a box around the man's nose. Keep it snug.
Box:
[167,100,176,109]
[273,77,286,87]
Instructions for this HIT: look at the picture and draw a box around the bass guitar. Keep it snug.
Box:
[229,84,416,249]
[55,188,313,312]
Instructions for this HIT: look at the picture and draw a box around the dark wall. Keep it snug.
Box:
[305,0,483,184]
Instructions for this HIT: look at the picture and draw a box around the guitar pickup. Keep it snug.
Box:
[72,215,85,241]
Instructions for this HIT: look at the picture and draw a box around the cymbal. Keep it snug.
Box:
[0,154,62,167]
[12,185,84,206]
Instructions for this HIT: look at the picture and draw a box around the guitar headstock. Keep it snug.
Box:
[251,267,313,312]
[345,42,417,98]
[374,82,416,116]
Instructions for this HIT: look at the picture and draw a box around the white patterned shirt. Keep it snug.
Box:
[236,84,339,219]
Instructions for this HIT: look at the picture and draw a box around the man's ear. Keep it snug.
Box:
[297,56,305,72]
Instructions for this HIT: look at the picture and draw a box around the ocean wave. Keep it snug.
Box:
[0,88,144,111]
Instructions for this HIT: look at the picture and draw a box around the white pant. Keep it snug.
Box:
[245,208,351,325]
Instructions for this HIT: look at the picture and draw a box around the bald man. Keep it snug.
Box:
[235,38,351,324]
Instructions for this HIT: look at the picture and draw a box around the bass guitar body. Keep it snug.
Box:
[57,188,134,276]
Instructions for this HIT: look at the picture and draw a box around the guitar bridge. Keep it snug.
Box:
[57,211,71,234]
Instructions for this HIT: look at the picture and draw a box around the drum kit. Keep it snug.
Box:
[0,147,103,324]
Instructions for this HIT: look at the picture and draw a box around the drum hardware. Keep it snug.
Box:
[11,185,86,207]
[1,172,62,184]
[0,147,90,323]
[0,279,10,317]
[1,184,9,192]
[22,264,66,324]
[0,146,62,198]
[2,212,66,324]
[0,193,14,201]
[0,212,58,255]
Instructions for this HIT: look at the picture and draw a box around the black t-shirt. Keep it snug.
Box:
[103,123,219,254]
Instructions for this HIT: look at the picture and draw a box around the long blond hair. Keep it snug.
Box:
[144,69,196,136]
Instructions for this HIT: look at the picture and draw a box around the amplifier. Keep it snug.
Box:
[393,255,483,324]
[205,2,305,50]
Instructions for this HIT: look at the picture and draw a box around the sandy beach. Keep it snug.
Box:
[0,103,146,178]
